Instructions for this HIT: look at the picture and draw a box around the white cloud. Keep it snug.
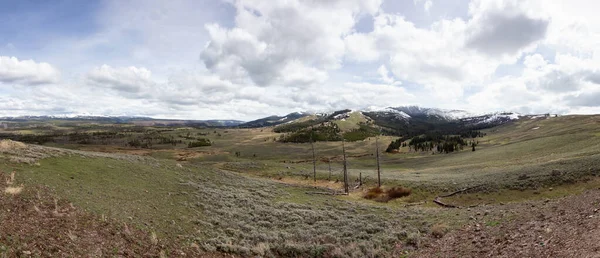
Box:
[200,0,381,87]
[87,65,154,93]
[523,54,547,69]
[0,56,60,85]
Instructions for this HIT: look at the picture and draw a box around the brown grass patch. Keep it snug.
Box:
[387,187,412,199]
[364,186,411,202]
[364,187,384,200]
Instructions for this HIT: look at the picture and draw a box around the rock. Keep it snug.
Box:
[469,216,476,220]
[484,210,490,216]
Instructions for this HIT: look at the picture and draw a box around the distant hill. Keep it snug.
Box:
[0,115,244,127]
[238,112,310,128]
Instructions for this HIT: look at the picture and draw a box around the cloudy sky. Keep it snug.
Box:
[1,0,600,120]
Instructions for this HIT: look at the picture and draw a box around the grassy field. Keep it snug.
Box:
[1,141,462,257]
[1,115,600,256]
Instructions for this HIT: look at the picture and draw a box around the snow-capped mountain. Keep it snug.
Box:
[365,106,411,119]
[386,106,476,120]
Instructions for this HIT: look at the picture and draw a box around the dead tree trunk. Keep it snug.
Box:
[359,172,362,186]
[375,136,381,187]
[311,138,316,182]
[342,140,349,194]
[328,158,332,181]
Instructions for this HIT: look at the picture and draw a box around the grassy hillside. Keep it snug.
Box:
[1,142,452,257]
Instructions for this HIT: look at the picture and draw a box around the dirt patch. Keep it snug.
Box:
[415,189,600,257]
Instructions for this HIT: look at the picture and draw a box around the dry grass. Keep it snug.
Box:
[6,171,15,185]
[0,139,26,150]
[4,185,23,195]
[3,170,23,195]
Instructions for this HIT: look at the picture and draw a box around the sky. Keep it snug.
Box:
[1,0,600,120]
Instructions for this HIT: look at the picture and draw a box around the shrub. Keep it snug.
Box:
[188,138,211,148]
[387,187,411,199]
[430,223,448,238]
[405,233,421,248]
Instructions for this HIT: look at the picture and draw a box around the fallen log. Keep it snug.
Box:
[433,185,485,208]
[305,191,349,196]
[439,185,483,198]
[433,197,459,208]
[402,201,427,207]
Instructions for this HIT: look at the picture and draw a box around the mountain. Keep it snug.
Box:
[243,106,524,142]
[238,112,310,128]
[362,106,521,134]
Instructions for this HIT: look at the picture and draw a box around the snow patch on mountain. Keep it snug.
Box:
[364,106,411,119]
[479,112,521,124]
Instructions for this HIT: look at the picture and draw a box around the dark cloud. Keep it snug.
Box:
[538,70,579,92]
[584,72,600,84]
[564,91,600,107]
[466,12,549,56]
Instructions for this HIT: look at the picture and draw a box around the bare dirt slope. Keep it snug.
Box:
[416,190,600,257]
[0,170,229,257]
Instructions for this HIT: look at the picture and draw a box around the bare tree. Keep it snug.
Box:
[376,136,381,187]
[342,139,349,193]
[311,137,316,182]
[328,158,332,180]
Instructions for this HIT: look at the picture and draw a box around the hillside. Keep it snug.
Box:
[1,114,599,257]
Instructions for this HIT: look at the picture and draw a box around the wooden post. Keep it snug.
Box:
[359,172,362,186]
[376,136,381,187]
[328,158,332,181]
[342,140,349,194]
[311,138,316,182]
